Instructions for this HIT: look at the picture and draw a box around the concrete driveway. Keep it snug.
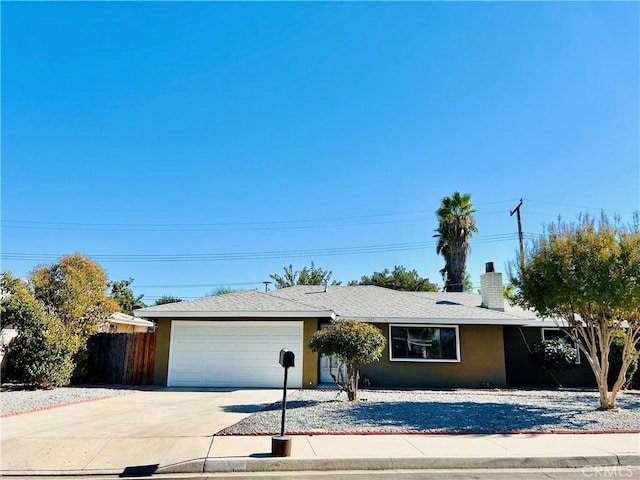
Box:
[0,388,283,474]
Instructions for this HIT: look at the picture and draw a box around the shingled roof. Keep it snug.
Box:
[135,285,551,326]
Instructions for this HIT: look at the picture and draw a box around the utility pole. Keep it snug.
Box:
[510,199,525,267]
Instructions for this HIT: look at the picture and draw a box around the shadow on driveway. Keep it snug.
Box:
[222,400,320,414]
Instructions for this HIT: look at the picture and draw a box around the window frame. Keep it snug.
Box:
[389,324,461,363]
[541,327,581,365]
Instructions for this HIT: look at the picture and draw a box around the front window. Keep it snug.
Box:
[390,325,459,362]
[542,328,581,364]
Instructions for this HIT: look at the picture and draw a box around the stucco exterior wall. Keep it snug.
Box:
[153,318,171,386]
[359,323,507,388]
[302,318,319,388]
[503,327,595,387]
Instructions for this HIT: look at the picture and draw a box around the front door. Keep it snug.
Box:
[319,354,346,383]
[318,321,347,383]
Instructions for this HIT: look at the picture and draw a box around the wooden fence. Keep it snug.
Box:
[85,333,156,385]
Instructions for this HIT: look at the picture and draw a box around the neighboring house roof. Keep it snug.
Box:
[134,285,558,326]
[110,312,155,328]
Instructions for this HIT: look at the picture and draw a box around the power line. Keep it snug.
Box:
[1,200,520,230]
[1,210,513,233]
[3,199,633,233]
[523,199,637,215]
[0,217,442,232]
[1,233,529,264]
[134,281,259,289]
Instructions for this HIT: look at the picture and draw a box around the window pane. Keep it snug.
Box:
[440,328,457,359]
[391,326,457,360]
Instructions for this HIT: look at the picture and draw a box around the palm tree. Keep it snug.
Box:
[434,191,478,292]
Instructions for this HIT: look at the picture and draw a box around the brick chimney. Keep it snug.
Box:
[480,262,504,311]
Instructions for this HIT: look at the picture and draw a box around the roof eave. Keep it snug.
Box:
[135,310,336,319]
[341,316,537,326]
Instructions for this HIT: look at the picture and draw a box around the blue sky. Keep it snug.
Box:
[2,2,639,303]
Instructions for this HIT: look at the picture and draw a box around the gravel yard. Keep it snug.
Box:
[1,385,137,416]
[3,385,638,434]
[219,388,640,435]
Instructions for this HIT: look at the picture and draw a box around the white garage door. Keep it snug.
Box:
[168,321,303,388]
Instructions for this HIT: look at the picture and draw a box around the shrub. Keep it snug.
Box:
[310,319,386,401]
[532,338,577,372]
[7,314,84,388]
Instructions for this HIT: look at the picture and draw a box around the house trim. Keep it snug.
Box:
[144,310,335,319]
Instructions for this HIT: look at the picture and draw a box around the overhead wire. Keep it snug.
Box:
[1,232,534,264]
[1,200,522,232]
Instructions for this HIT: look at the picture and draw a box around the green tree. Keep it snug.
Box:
[30,253,119,335]
[1,272,84,388]
[109,278,146,315]
[434,191,478,292]
[463,273,473,293]
[348,265,437,291]
[154,295,183,305]
[503,282,517,300]
[207,287,236,296]
[4,254,119,387]
[270,262,339,289]
[511,214,640,410]
[309,319,386,401]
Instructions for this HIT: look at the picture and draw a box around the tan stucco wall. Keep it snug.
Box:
[302,318,319,388]
[153,317,321,387]
[153,318,171,386]
[359,324,507,388]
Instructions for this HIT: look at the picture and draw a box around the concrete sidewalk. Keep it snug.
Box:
[192,432,640,474]
[1,390,638,476]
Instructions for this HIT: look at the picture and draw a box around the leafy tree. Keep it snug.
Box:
[109,278,146,315]
[1,272,84,388]
[2,255,119,387]
[207,287,236,296]
[30,253,119,335]
[270,262,339,289]
[511,214,640,410]
[348,265,437,292]
[309,319,386,401]
[434,191,478,292]
[1,274,41,332]
[154,295,183,305]
[503,282,517,300]
[463,273,473,293]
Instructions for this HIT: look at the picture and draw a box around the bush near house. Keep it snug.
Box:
[310,319,386,401]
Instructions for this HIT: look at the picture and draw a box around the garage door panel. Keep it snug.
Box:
[206,344,238,353]
[169,321,303,388]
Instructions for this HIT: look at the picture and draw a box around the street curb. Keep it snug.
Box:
[156,459,205,474]
[193,454,640,474]
[3,456,639,476]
